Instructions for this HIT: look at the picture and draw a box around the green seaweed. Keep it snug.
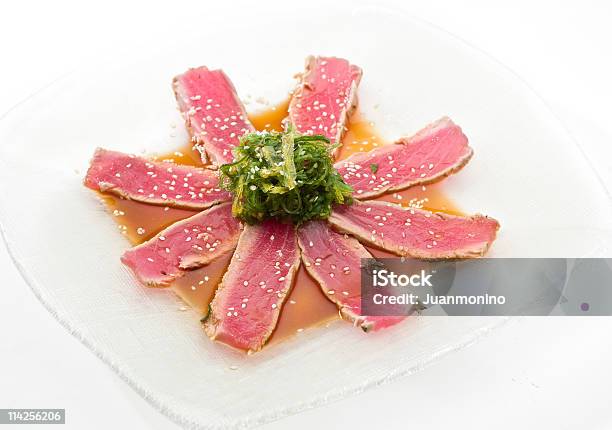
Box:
[219,126,353,225]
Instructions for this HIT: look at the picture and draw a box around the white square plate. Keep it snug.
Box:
[1,3,611,428]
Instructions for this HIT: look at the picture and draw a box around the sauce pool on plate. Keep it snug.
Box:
[98,98,461,344]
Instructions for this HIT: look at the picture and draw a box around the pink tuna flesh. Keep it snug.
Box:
[121,203,241,287]
[335,117,473,199]
[173,67,255,166]
[84,148,231,209]
[203,220,300,353]
[298,220,404,331]
[329,200,500,259]
[289,56,362,156]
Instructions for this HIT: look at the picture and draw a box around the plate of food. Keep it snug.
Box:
[1,2,611,429]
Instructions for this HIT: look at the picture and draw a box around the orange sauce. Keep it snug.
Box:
[169,251,234,311]
[270,264,339,343]
[338,111,383,157]
[99,195,199,244]
[153,145,205,167]
[375,183,463,216]
[97,98,461,347]
[248,98,290,132]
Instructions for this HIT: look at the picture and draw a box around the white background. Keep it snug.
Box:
[1,1,611,429]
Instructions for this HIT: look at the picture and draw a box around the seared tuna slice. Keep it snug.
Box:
[121,203,241,287]
[204,220,300,353]
[289,56,362,156]
[85,148,231,209]
[173,67,255,166]
[329,200,499,259]
[298,221,404,331]
[335,117,473,199]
